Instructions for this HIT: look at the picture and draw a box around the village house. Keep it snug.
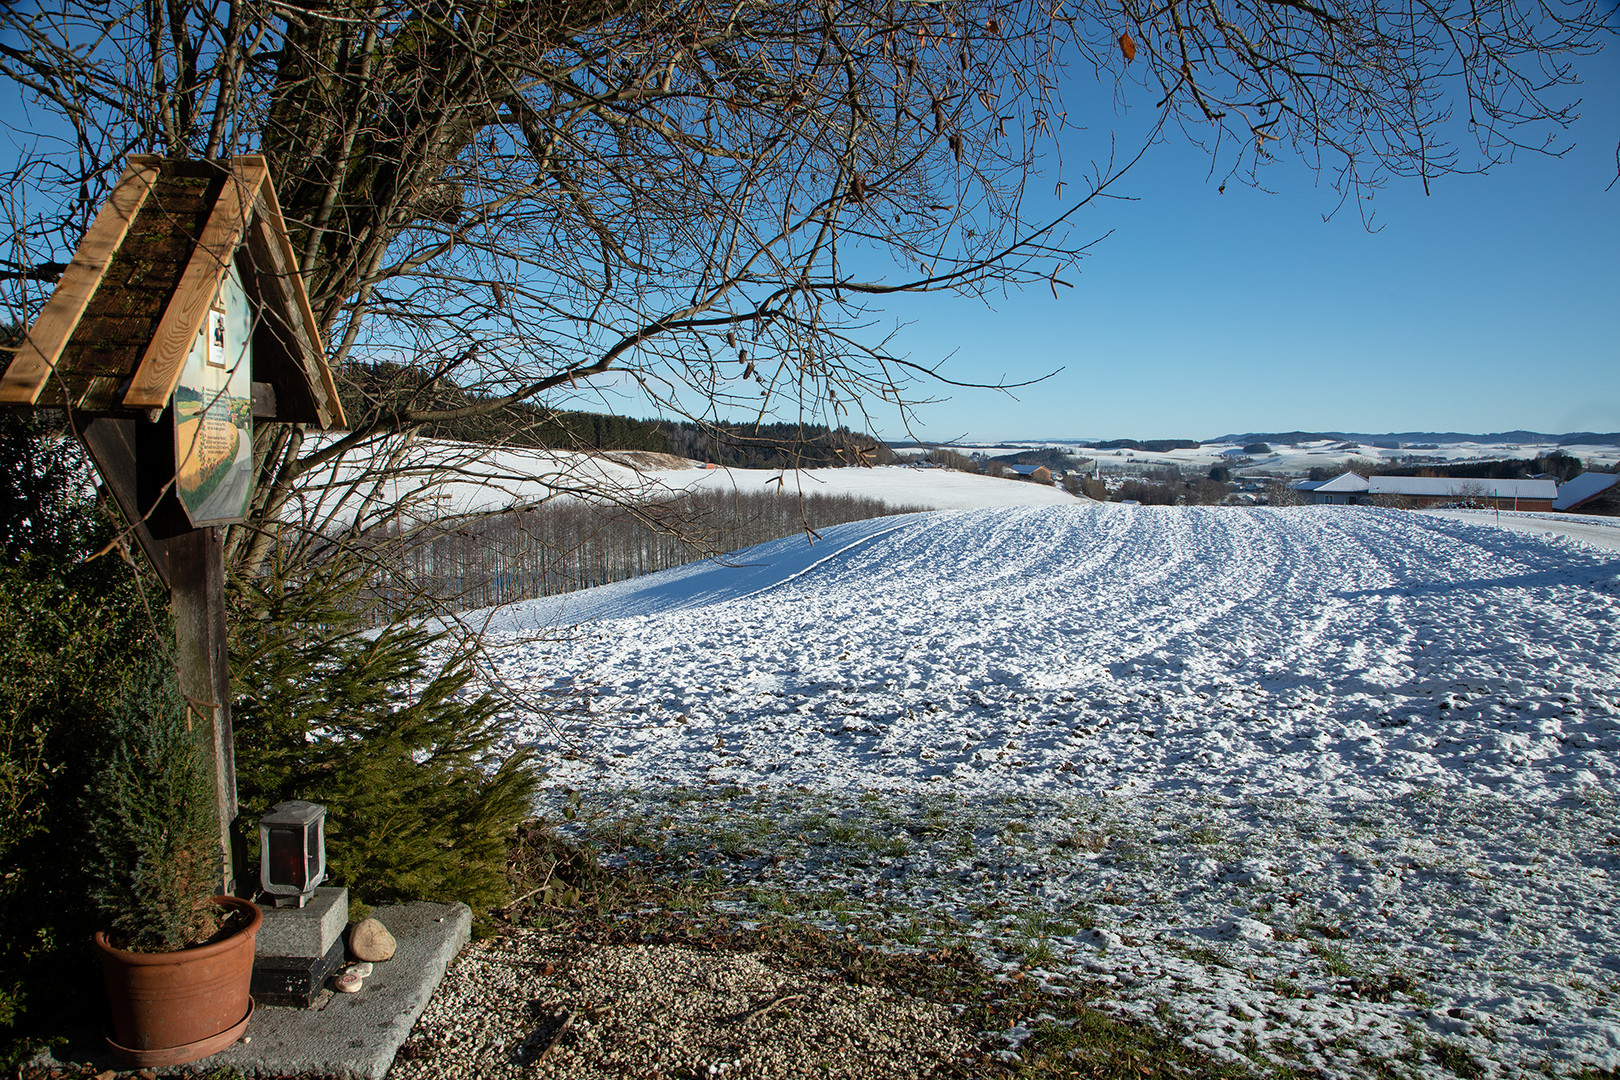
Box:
[1006,464,1053,484]
[1295,472,1369,505]
[1552,472,1620,514]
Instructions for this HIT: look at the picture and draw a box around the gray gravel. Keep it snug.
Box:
[389,928,974,1079]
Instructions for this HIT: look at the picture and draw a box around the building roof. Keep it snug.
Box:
[1315,472,1370,493]
[1553,472,1620,511]
[1366,476,1557,499]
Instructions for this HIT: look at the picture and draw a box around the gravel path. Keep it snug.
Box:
[391,929,976,1079]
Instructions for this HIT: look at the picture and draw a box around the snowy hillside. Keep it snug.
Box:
[295,435,1076,521]
[475,506,1620,1077]
[657,461,1078,509]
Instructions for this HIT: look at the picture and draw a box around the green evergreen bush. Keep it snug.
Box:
[82,661,222,952]
[231,561,541,911]
[0,413,166,1041]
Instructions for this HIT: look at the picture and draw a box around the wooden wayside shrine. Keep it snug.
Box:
[0,155,346,893]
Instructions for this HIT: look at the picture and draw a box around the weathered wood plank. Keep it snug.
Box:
[123,159,267,412]
[72,414,173,588]
[0,160,159,404]
[168,526,239,893]
[249,163,344,428]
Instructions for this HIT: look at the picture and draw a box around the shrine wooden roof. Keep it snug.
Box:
[0,155,344,428]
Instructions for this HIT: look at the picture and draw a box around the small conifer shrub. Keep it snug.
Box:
[83,660,222,953]
[231,561,541,911]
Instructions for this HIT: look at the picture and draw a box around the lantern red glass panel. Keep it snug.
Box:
[258,800,327,907]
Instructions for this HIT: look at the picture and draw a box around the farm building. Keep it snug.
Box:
[1364,476,1556,510]
[1553,472,1620,514]
[1295,472,1370,505]
[1006,465,1053,484]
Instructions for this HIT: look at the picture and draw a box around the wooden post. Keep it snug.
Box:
[167,527,239,895]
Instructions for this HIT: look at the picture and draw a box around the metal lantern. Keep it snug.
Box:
[259,800,327,907]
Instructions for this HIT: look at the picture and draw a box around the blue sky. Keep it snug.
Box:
[861,52,1620,444]
[3,19,1611,445]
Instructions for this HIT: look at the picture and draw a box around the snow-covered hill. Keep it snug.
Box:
[295,436,1077,522]
[474,505,1620,1077]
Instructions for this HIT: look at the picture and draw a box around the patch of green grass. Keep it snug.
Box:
[747,888,800,915]
[889,918,930,946]
[1423,1036,1485,1079]
[1311,942,1355,979]
[1062,903,1099,931]
[1021,939,1058,966]
[793,809,834,833]
[1013,1007,1255,1079]
[1018,909,1080,940]
[824,818,864,843]
[1270,976,1304,999]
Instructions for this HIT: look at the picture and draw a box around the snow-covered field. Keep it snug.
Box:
[473,505,1620,1077]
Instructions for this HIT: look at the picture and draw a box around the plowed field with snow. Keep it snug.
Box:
[479,505,1620,1077]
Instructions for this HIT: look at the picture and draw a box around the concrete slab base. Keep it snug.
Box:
[205,901,471,1079]
[30,900,470,1080]
[257,885,349,958]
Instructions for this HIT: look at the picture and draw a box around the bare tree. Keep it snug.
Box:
[1,0,1607,577]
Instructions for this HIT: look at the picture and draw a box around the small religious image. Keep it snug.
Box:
[207,307,227,368]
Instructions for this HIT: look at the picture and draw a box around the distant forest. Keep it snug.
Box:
[1086,438,1202,453]
[989,447,1086,470]
[660,422,894,468]
[1213,430,1620,447]
[340,362,890,468]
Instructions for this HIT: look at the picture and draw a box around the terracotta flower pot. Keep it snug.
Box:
[92,895,263,1067]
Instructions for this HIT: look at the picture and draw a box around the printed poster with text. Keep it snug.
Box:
[174,265,254,525]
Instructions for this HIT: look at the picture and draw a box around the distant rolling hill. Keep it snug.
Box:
[1207,430,1620,447]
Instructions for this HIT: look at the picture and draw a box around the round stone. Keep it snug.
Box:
[349,917,397,962]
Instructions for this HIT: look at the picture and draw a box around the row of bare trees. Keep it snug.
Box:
[363,488,923,615]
